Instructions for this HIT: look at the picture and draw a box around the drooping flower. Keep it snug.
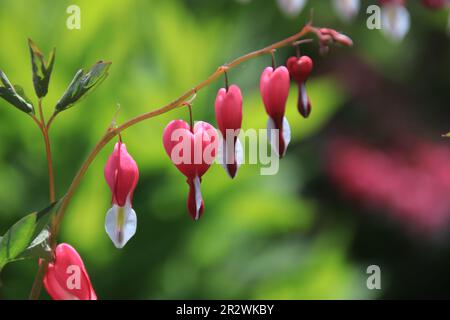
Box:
[163,120,218,220]
[380,0,411,42]
[104,141,139,249]
[215,84,243,178]
[286,55,313,118]
[260,66,291,158]
[333,0,360,22]
[43,243,97,300]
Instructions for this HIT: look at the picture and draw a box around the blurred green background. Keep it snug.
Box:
[0,0,449,299]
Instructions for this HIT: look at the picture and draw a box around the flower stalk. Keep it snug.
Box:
[28,21,351,299]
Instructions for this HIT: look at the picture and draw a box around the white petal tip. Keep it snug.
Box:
[105,204,137,249]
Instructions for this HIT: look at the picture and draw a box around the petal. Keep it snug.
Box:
[217,134,243,179]
[277,0,307,17]
[298,83,311,118]
[104,142,139,206]
[214,85,243,135]
[43,243,96,300]
[333,0,360,22]
[187,176,204,221]
[267,116,291,158]
[260,66,290,120]
[104,143,120,193]
[115,143,139,206]
[193,121,218,177]
[163,120,196,178]
[381,4,410,41]
[105,201,137,249]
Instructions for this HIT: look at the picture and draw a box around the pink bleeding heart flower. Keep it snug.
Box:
[379,0,410,42]
[260,66,291,158]
[163,120,218,220]
[104,141,139,248]
[287,55,313,118]
[215,84,243,178]
[43,243,97,300]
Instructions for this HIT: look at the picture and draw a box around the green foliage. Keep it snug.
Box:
[0,202,58,271]
[0,70,34,114]
[54,61,111,113]
[28,39,55,98]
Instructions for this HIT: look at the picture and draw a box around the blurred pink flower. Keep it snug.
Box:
[327,137,450,234]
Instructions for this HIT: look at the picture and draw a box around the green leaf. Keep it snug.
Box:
[15,229,52,262]
[14,85,34,106]
[55,60,112,112]
[28,39,56,98]
[0,213,37,270]
[0,201,60,271]
[0,70,34,114]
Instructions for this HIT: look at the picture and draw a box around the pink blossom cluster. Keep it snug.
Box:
[327,137,450,234]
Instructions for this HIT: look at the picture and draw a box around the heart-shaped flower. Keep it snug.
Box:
[215,84,243,178]
[43,243,97,300]
[287,55,313,118]
[260,66,291,158]
[163,120,218,220]
[104,141,139,248]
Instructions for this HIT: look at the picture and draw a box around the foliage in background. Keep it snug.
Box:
[0,0,448,299]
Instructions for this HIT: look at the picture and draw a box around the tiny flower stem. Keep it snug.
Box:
[183,103,194,132]
[30,23,341,299]
[292,39,314,57]
[35,99,56,203]
[29,99,56,300]
[224,71,229,91]
[46,112,57,131]
[29,262,48,300]
[270,49,276,68]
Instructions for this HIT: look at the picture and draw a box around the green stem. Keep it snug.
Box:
[28,22,319,300]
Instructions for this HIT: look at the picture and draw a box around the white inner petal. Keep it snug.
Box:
[105,201,137,249]
[193,176,203,221]
[267,117,291,157]
[381,5,410,41]
[333,0,360,22]
[277,0,307,17]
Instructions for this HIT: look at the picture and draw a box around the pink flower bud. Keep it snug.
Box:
[215,85,243,178]
[260,66,291,157]
[163,120,218,220]
[43,243,97,300]
[287,56,313,118]
[104,141,139,248]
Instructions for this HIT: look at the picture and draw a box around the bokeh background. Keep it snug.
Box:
[0,0,449,299]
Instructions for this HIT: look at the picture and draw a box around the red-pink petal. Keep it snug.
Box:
[104,142,139,206]
[260,66,290,121]
[43,243,96,300]
[215,85,243,136]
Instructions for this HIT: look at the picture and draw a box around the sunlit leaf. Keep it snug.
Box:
[0,213,36,270]
[28,39,56,98]
[0,70,34,114]
[16,229,52,262]
[54,61,111,112]
[0,201,59,271]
